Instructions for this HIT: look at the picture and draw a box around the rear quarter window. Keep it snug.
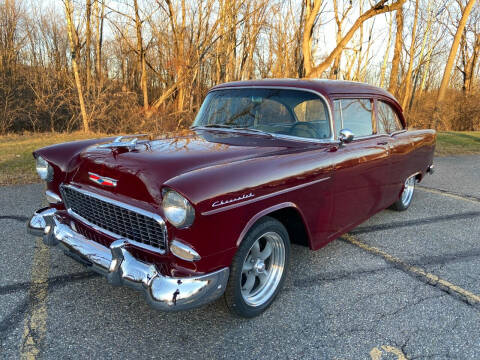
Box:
[377,101,403,133]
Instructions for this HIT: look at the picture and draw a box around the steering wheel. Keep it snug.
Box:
[289,122,323,139]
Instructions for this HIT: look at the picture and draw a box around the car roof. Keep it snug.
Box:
[211,79,399,105]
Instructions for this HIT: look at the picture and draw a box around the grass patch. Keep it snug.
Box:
[435,131,480,156]
[0,130,479,186]
[0,132,106,186]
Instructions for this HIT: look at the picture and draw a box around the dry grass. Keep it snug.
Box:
[0,132,107,186]
[435,131,480,156]
[1,131,479,186]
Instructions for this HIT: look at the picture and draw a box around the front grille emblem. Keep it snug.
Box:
[88,172,118,187]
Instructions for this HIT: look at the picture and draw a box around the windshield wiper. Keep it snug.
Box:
[231,127,274,137]
[192,124,273,138]
[192,124,233,129]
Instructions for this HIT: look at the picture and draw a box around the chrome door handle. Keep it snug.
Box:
[377,141,388,145]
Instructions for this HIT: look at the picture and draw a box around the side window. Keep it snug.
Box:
[291,98,331,139]
[377,101,403,134]
[333,99,373,138]
[294,99,327,122]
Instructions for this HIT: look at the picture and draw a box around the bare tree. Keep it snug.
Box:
[401,0,419,109]
[133,0,149,112]
[388,4,403,96]
[330,0,352,79]
[437,0,477,104]
[64,0,89,132]
[379,12,393,87]
[304,0,406,78]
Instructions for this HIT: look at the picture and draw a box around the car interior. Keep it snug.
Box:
[200,89,332,140]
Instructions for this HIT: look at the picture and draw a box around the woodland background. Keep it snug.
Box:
[1,0,479,135]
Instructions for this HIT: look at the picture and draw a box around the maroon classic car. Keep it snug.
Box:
[27,79,435,317]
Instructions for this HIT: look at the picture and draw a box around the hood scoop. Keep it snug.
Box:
[97,135,148,151]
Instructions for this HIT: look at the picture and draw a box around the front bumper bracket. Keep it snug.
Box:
[27,208,229,311]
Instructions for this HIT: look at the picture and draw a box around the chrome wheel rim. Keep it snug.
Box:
[240,231,286,307]
[401,176,415,207]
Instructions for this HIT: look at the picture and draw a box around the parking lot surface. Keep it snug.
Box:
[1,155,479,359]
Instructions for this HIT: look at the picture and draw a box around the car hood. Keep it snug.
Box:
[68,129,316,205]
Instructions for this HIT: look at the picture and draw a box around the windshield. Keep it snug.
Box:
[193,88,331,140]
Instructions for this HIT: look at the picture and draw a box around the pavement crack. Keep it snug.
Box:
[0,215,29,222]
[291,265,392,289]
[0,271,98,296]
[352,211,480,235]
[418,186,480,204]
[0,298,29,342]
[342,234,480,311]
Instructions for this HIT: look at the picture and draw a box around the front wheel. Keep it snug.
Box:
[390,175,416,211]
[224,217,290,318]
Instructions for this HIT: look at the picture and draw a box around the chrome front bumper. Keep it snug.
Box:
[27,208,229,311]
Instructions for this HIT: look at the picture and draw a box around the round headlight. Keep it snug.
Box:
[36,156,53,182]
[162,189,195,228]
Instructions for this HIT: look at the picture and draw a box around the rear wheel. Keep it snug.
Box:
[390,175,416,211]
[224,217,290,318]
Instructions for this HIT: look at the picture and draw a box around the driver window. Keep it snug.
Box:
[333,99,374,138]
[292,99,330,139]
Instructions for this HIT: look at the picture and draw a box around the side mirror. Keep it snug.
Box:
[339,129,354,144]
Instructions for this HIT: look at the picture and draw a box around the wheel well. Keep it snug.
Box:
[267,207,310,247]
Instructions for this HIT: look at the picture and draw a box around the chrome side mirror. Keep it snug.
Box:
[339,129,354,144]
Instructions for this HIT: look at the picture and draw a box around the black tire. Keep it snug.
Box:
[389,175,416,211]
[224,217,290,318]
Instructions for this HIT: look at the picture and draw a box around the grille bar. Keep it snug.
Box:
[60,185,167,253]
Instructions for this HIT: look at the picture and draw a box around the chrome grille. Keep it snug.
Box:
[61,185,167,252]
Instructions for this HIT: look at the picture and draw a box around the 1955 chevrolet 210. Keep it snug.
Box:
[27,79,436,318]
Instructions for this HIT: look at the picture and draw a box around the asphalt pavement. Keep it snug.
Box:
[1,155,479,359]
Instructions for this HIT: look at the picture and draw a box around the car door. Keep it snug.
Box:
[375,99,411,202]
[329,98,390,237]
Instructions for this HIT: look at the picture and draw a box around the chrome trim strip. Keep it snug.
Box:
[45,190,62,204]
[390,130,407,136]
[202,176,330,216]
[60,184,168,254]
[206,86,336,143]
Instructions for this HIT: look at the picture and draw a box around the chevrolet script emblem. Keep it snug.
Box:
[88,172,118,187]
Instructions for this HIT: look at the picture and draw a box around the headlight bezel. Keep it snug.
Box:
[35,155,54,182]
[161,188,195,229]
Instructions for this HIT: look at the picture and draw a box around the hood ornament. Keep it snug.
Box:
[98,135,147,151]
[88,172,118,187]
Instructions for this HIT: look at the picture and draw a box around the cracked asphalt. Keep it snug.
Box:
[1,155,479,359]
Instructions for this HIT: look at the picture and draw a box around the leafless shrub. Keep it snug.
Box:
[409,89,480,130]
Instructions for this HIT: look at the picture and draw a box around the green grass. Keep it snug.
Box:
[0,132,106,186]
[1,131,479,186]
[435,131,480,156]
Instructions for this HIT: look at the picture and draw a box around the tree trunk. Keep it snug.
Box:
[436,0,477,104]
[94,0,105,93]
[464,34,480,92]
[354,0,364,81]
[302,0,322,76]
[401,0,418,109]
[387,6,403,95]
[85,0,92,92]
[134,0,148,112]
[379,13,393,88]
[329,0,352,79]
[64,0,89,132]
